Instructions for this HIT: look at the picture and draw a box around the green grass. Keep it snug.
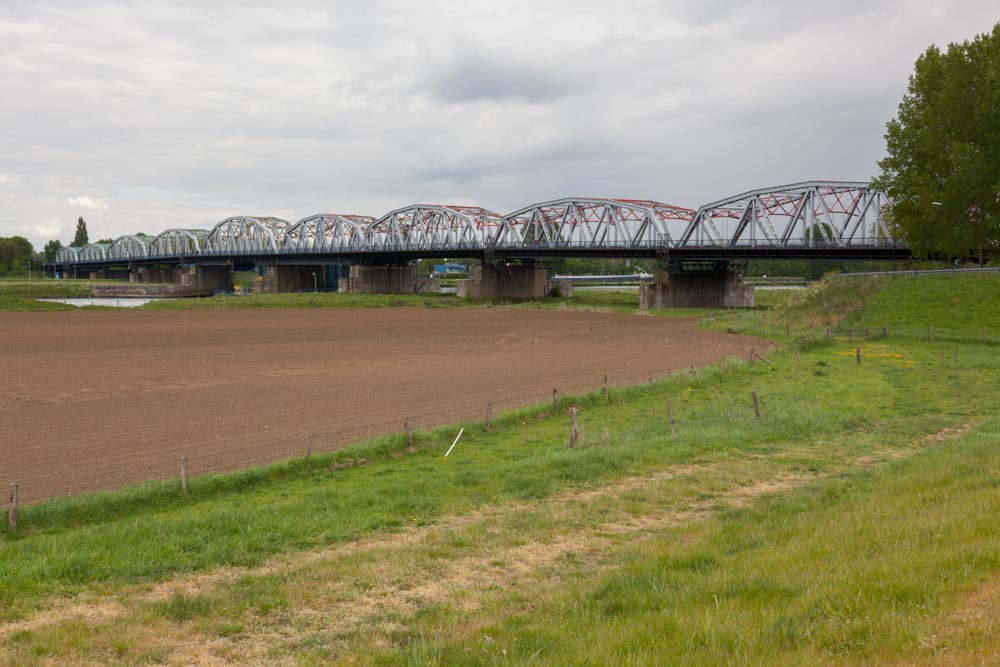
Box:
[0,296,77,311]
[2,273,999,664]
[0,280,92,300]
[844,272,1000,343]
[407,421,999,665]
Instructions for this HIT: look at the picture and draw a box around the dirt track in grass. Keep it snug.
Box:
[0,307,770,502]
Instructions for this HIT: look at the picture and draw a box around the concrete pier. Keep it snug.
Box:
[339,265,440,294]
[258,265,328,293]
[640,267,754,309]
[128,266,230,293]
[457,264,566,299]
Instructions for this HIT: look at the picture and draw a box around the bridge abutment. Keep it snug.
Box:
[640,267,754,309]
[339,265,440,294]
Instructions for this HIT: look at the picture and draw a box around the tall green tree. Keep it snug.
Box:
[72,216,89,246]
[874,23,1000,264]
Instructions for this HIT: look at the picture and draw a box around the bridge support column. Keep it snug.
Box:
[179,266,231,292]
[339,265,440,294]
[457,264,553,299]
[258,265,330,293]
[640,266,754,309]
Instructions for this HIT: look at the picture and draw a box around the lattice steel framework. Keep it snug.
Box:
[680,182,892,248]
[150,229,209,257]
[51,183,896,266]
[56,247,80,263]
[365,205,502,251]
[108,234,154,260]
[285,214,375,252]
[494,198,696,249]
[77,243,111,261]
[204,216,291,254]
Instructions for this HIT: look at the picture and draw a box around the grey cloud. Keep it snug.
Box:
[425,48,583,103]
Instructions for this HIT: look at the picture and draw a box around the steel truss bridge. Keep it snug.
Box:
[52,182,905,270]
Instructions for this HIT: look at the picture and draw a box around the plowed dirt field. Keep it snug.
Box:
[1,308,771,502]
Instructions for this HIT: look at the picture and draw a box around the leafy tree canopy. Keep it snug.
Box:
[874,23,1000,263]
[42,239,63,263]
[0,236,35,273]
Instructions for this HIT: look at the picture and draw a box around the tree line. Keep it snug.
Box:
[0,217,89,275]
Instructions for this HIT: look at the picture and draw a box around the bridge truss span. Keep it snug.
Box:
[364,205,502,252]
[284,214,375,253]
[494,198,696,250]
[680,181,892,249]
[204,216,291,255]
[108,234,154,261]
[47,182,901,270]
[150,229,209,258]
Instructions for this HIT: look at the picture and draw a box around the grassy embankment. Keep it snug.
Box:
[0,275,998,664]
[0,280,92,311]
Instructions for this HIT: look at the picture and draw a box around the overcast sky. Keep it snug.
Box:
[1,1,996,248]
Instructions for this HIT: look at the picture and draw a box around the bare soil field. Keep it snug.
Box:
[0,308,770,502]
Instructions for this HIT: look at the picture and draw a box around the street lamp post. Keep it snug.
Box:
[311,272,317,291]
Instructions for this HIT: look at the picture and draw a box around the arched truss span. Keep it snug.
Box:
[680,182,893,247]
[56,247,80,263]
[204,216,291,254]
[365,205,502,251]
[77,243,111,261]
[285,214,375,252]
[108,234,154,260]
[150,229,209,257]
[494,198,696,249]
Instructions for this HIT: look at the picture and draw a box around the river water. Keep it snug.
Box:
[37,298,166,308]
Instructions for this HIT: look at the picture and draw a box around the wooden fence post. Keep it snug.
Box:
[405,416,413,447]
[668,399,675,436]
[8,483,17,531]
[752,391,761,420]
[180,457,188,493]
[603,374,609,399]
[568,407,578,448]
[796,348,801,363]
[306,433,312,459]
[552,388,558,413]
[856,347,861,365]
